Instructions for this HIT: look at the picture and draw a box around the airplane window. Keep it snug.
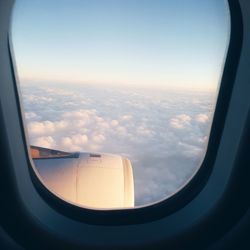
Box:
[11,0,230,209]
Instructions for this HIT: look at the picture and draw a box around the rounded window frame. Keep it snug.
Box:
[7,0,243,226]
[2,0,250,249]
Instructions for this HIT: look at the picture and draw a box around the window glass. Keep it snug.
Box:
[11,0,230,209]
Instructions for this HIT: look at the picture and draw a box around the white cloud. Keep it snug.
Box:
[196,113,209,123]
[25,112,38,120]
[28,120,68,136]
[33,136,56,148]
[23,94,53,104]
[137,126,153,136]
[21,84,214,206]
[92,134,106,144]
[120,115,133,121]
[71,134,88,145]
[170,114,192,129]
[28,121,54,136]
[115,126,127,136]
[41,87,75,97]
[111,120,119,127]
[60,135,88,152]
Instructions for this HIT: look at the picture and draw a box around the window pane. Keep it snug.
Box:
[11,0,230,209]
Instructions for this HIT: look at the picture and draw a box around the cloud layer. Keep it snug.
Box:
[20,83,216,206]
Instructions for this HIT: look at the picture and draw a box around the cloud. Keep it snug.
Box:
[25,112,39,120]
[92,134,106,144]
[20,84,214,206]
[41,87,76,97]
[33,136,56,148]
[60,134,88,151]
[23,94,53,104]
[111,120,119,127]
[136,125,153,137]
[170,114,192,129]
[28,120,68,136]
[120,115,133,121]
[195,113,209,123]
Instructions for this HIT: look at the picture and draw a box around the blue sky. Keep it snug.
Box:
[12,0,230,90]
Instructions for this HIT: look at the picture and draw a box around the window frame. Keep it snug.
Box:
[12,0,239,225]
[0,0,249,249]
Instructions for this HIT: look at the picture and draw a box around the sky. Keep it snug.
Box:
[12,0,230,90]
